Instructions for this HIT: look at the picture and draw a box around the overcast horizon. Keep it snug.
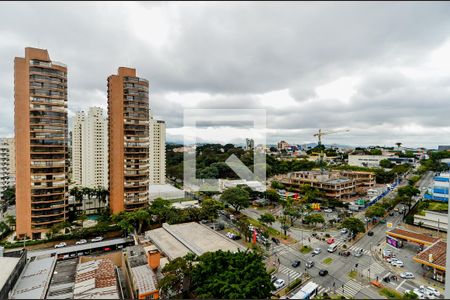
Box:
[1,2,450,149]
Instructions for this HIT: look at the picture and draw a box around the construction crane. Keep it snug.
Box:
[313,129,350,173]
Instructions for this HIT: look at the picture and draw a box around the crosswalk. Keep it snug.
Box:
[278,265,302,281]
[333,240,371,255]
[313,285,331,298]
[361,262,386,278]
[334,280,362,298]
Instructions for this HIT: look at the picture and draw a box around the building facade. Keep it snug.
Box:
[14,47,68,239]
[424,173,449,202]
[277,140,290,151]
[0,138,15,198]
[149,119,165,185]
[108,67,150,213]
[245,138,254,151]
[71,107,108,189]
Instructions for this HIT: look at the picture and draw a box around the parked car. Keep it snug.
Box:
[323,208,333,213]
[319,269,328,276]
[54,242,67,248]
[383,249,392,258]
[420,286,440,297]
[367,231,374,236]
[75,239,87,245]
[400,272,415,279]
[272,237,280,245]
[292,260,301,267]
[273,279,285,289]
[326,238,335,244]
[340,228,348,234]
[90,236,103,242]
[339,251,351,257]
[306,260,314,269]
[271,275,277,283]
[389,212,395,216]
[312,248,322,256]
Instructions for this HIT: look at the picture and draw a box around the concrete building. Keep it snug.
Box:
[219,179,266,193]
[277,140,290,151]
[438,145,450,152]
[71,107,108,189]
[148,184,185,201]
[414,211,448,232]
[14,47,68,239]
[146,222,245,260]
[425,173,449,202]
[108,67,150,213]
[149,119,165,185]
[0,138,15,198]
[414,240,446,283]
[0,250,27,300]
[245,138,254,150]
[348,154,391,168]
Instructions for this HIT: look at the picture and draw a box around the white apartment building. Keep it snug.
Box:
[149,119,166,185]
[0,138,15,198]
[348,154,398,168]
[71,107,108,189]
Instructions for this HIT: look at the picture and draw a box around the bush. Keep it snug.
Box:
[379,288,402,299]
[286,278,302,292]
[300,245,312,254]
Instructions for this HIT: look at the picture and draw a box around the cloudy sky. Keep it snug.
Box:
[1,2,450,148]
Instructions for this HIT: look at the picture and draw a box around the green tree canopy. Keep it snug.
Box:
[379,159,394,168]
[220,187,250,212]
[265,188,280,202]
[304,213,325,226]
[270,181,284,190]
[258,213,276,225]
[200,198,224,222]
[365,204,385,218]
[341,217,365,234]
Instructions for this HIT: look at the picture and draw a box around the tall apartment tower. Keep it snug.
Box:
[0,138,15,198]
[71,107,108,189]
[108,67,150,213]
[71,112,84,185]
[149,119,166,185]
[14,47,68,239]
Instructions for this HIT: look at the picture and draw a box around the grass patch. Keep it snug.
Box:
[323,257,333,265]
[286,278,302,292]
[267,267,276,274]
[300,245,312,254]
[379,287,403,299]
[428,201,448,211]
[224,228,240,236]
[348,270,358,279]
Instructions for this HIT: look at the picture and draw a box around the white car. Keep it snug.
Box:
[75,239,87,245]
[273,279,285,289]
[324,209,333,213]
[90,236,103,242]
[340,228,348,234]
[312,248,322,255]
[400,272,415,279]
[391,260,404,267]
[420,286,440,297]
[54,242,67,248]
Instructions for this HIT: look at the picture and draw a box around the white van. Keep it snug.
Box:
[327,243,338,253]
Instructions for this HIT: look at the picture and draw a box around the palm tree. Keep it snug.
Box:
[133,209,150,234]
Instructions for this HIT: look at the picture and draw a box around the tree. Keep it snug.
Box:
[258,213,275,226]
[133,209,150,233]
[1,185,15,205]
[341,217,365,234]
[270,181,284,190]
[398,186,420,211]
[365,204,385,218]
[402,291,419,299]
[220,187,250,213]
[4,214,15,230]
[300,184,323,203]
[200,198,224,222]
[191,250,273,299]
[304,213,325,227]
[265,188,280,202]
[283,198,303,226]
[159,253,197,298]
[279,214,291,236]
[149,198,172,224]
[379,159,394,168]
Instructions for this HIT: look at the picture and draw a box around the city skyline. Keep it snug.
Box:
[0,2,450,148]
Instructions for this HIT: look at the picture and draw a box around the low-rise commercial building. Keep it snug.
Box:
[413,240,446,283]
[0,249,27,300]
[348,154,394,168]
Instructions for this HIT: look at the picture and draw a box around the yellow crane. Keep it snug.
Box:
[313,129,350,172]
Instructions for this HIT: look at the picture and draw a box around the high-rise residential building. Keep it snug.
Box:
[149,119,166,185]
[71,107,108,189]
[277,140,290,151]
[0,138,15,198]
[245,138,254,151]
[71,112,84,186]
[108,67,150,213]
[14,47,68,239]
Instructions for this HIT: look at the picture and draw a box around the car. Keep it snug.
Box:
[367,231,374,236]
[104,247,111,251]
[380,219,386,224]
[326,238,335,244]
[339,251,351,257]
[90,236,103,242]
[312,248,322,255]
[389,212,395,216]
[75,239,87,245]
[340,228,348,234]
[272,237,280,245]
[364,217,371,223]
[383,249,392,258]
[54,242,67,248]
[354,248,364,257]
[273,279,285,289]
[324,208,333,213]
[306,260,314,269]
[420,286,440,297]
[271,275,277,283]
[400,272,415,279]
[391,260,404,267]
[292,260,301,267]
[319,269,328,276]
[200,219,209,224]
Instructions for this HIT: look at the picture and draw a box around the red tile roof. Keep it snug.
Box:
[414,240,446,270]
[387,228,440,244]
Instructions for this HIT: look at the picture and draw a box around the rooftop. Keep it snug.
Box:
[130,265,157,295]
[0,257,20,291]
[146,222,245,260]
[414,240,446,271]
[73,259,119,299]
[387,228,440,245]
[10,256,56,299]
